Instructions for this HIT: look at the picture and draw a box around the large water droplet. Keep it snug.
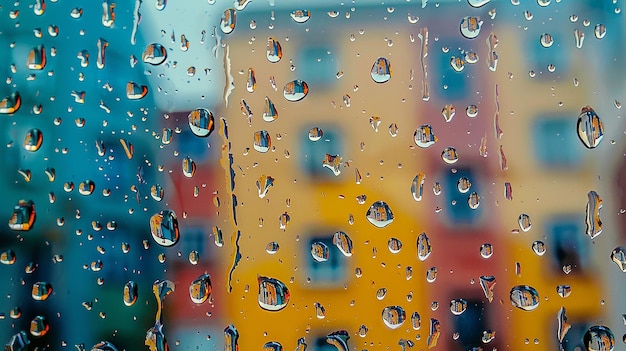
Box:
[315,302,326,319]
[224,325,239,351]
[540,33,554,47]
[123,281,138,306]
[460,16,483,39]
[585,190,603,239]
[417,232,431,261]
[266,37,283,63]
[480,243,493,258]
[151,184,164,201]
[79,180,95,196]
[583,326,614,351]
[532,241,546,256]
[5,331,29,351]
[577,106,604,149]
[333,231,353,257]
[0,92,22,114]
[189,273,212,304]
[32,282,52,301]
[311,241,330,262]
[610,247,626,272]
[126,82,148,100]
[414,124,438,148]
[388,238,402,253]
[518,213,532,232]
[30,316,49,337]
[253,130,271,153]
[556,285,571,298]
[0,249,16,265]
[283,80,309,102]
[510,285,540,311]
[326,330,349,351]
[308,127,323,141]
[366,201,394,228]
[258,276,290,311]
[24,129,43,152]
[382,306,406,329]
[220,9,237,34]
[441,147,459,164]
[26,45,46,70]
[256,175,274,198]
[450,299,467,315]
[188,108,215,137]
[8,200,36,231]
[594,24,606,39]
[371,57,392,83]
[142,43,167,65]
[149,210,180,247]
[182,156,196,178]
[262,97,278,122]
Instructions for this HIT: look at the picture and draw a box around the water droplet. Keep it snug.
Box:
[0,92,22,114]
[450,56,465,72]
[26,45,46,70]
[326,330,349,351]
[151,184,164,202]
[610,247,626,272]
[290,9,311,23]
[9,200,36,231]
[123,281,138,306]
[510,285,540,311]
[311,241,330,262]
[585,191,603,239]
[23,129,43,152]
[308,127,323,141]
[450,299,467,315]
[256,175,274,198]
[594,24,606,39]
[189,273,212,304]
[382,306,406,329]
[78,180,95,196]
[330,231,353,257]
[426,267,437,283]
[126,82,148,100]
[31,282,52,301]
[30,316,49,337]
[441,104,455,122]
[283,80,309,102]
[466,105,478,118]
[414,124,438,148]
[427,318,441,348]
[182,156,196,178]
[532,241,546,256]
[479,276,496,302]
[417,232,431,261]
[577,106,604,149]
[253,130,271,153]
[5,331,29,351]
[262,341,282,351]
[266,37,282,63]
[411,173,426,201]
[480,243,493,258]
[371,57,392,83]
[220,9,237,34]
[441,147,459,164]
[468,0,491,7]
[188,108,215,137]
[460,17,483,39]
[322,154,342,176]
[366,201,394,228]
[369,116,381,132]
[457,177,471,193]
[142,43,167,65]
[518,213,532,232]
[262,97,278,122]
[468,192,480,209]
[314,302,326,319]
[556,285,571,298]
[149,210,180,247]
[584,325,614,351]
[0,249,16,265]
[257,276,290,311]
[265,242,279,254]
[540,33,554,48]
[388,238,403,254]
[557,307,571,344]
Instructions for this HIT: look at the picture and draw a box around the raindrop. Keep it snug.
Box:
[126,82,148,100]
[23,129,43,152]
[540,33,554,48]
[441,104,455,122]
[388,238,402,253]
[220,9,237,34]
[149,210,180,247]
[0,250,16,265]
[188,108,215,137]
[315,302,326,319]
[182,156,196,178]
[257,276,290,311]
[311,241,330,262]
[510,285,540,311]
[468,192,480,209]
[26,45,46,70]
[610,247,626,272]
[460,17,483,39]
[30,316,49,337]
[253,130,271,153]
[256,175,274,198]
[283,80,309,102]
[376,288,387,300]
[151,184,164,201]
[466,105,478,118]
[382,306,406,329]
[479,276,496,302]
[189,273,212,304]
[0,92,22,114]
[450,299,467,315]
[583,326,614,351]
[142,43,167,65]
[531,241,546,256]
[371,57,392,83]
[123,281,138,306]
[480,244,493,258]
[468,0,491,7]
[8,200,36,231]
[79,180,95,196]
[426,267,437,283]
[309,127,323,141]
[322,154,342,176]
[265,242,279,254]
[594,24,606,39]
[262,97,278,122]
[366,201,394,228]
[266,37,282,63]
[326,330,349,351]
[577,106,604,148]
[518,214,532,232]
[585,191,603,239]
[556,285,571,298]
[5,331,29,351]
[417,233,431,261]
[441,147,459,164]
[290,10,311,23]
[333,231,353,257]
[411,312,421,330]
[91,341,119,351]
[411,173,426,201]
[32,282,52,301]
[414,124,438,148]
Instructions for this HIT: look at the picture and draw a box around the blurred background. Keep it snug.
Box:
[1,1,626,351]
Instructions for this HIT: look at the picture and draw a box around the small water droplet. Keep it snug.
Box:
[450,299,467,315]
[257,276,290,311]
[30,316,49,337]
[371,57,392,83]
[388,238,402,254]
[610,247,626,272]
[311,241,330,262]
[149,210,180,247]
[518,213,532,232]
[382,306,406,329]
[333,231,353,257]
[510,285,540,311]
[142,43,167,65]
[23,129,43,152]
[189,273,212,304]
[460,17,483,39]
[480,243,493,258]
[585,190,603,239]
[290,9,311,23]
[366,201,394,228]
[123,281,138,306]
[253,130,271,153]
[532,241,546,256]
[266,37,282,63]
[583,325,614,351]
[8,200,36,231]
[556,285,571,298]
[220,9,237,34]
[540,33,554,47]
[479,276,496,302]
[441,147,459,164]
[417,232,431,261]
[126,82,148,100]
[265,242,280,254]
[188,108,215,137]
[426,267,437,283]
[414,124,438,148]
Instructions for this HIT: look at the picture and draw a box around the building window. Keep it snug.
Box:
[443,168,482,225]
[532,117,581,168]
[305,236,346,284]
[300,126,343,180]
[548,217,588,274]
[297,46,338,87]
[453,299,486,350]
